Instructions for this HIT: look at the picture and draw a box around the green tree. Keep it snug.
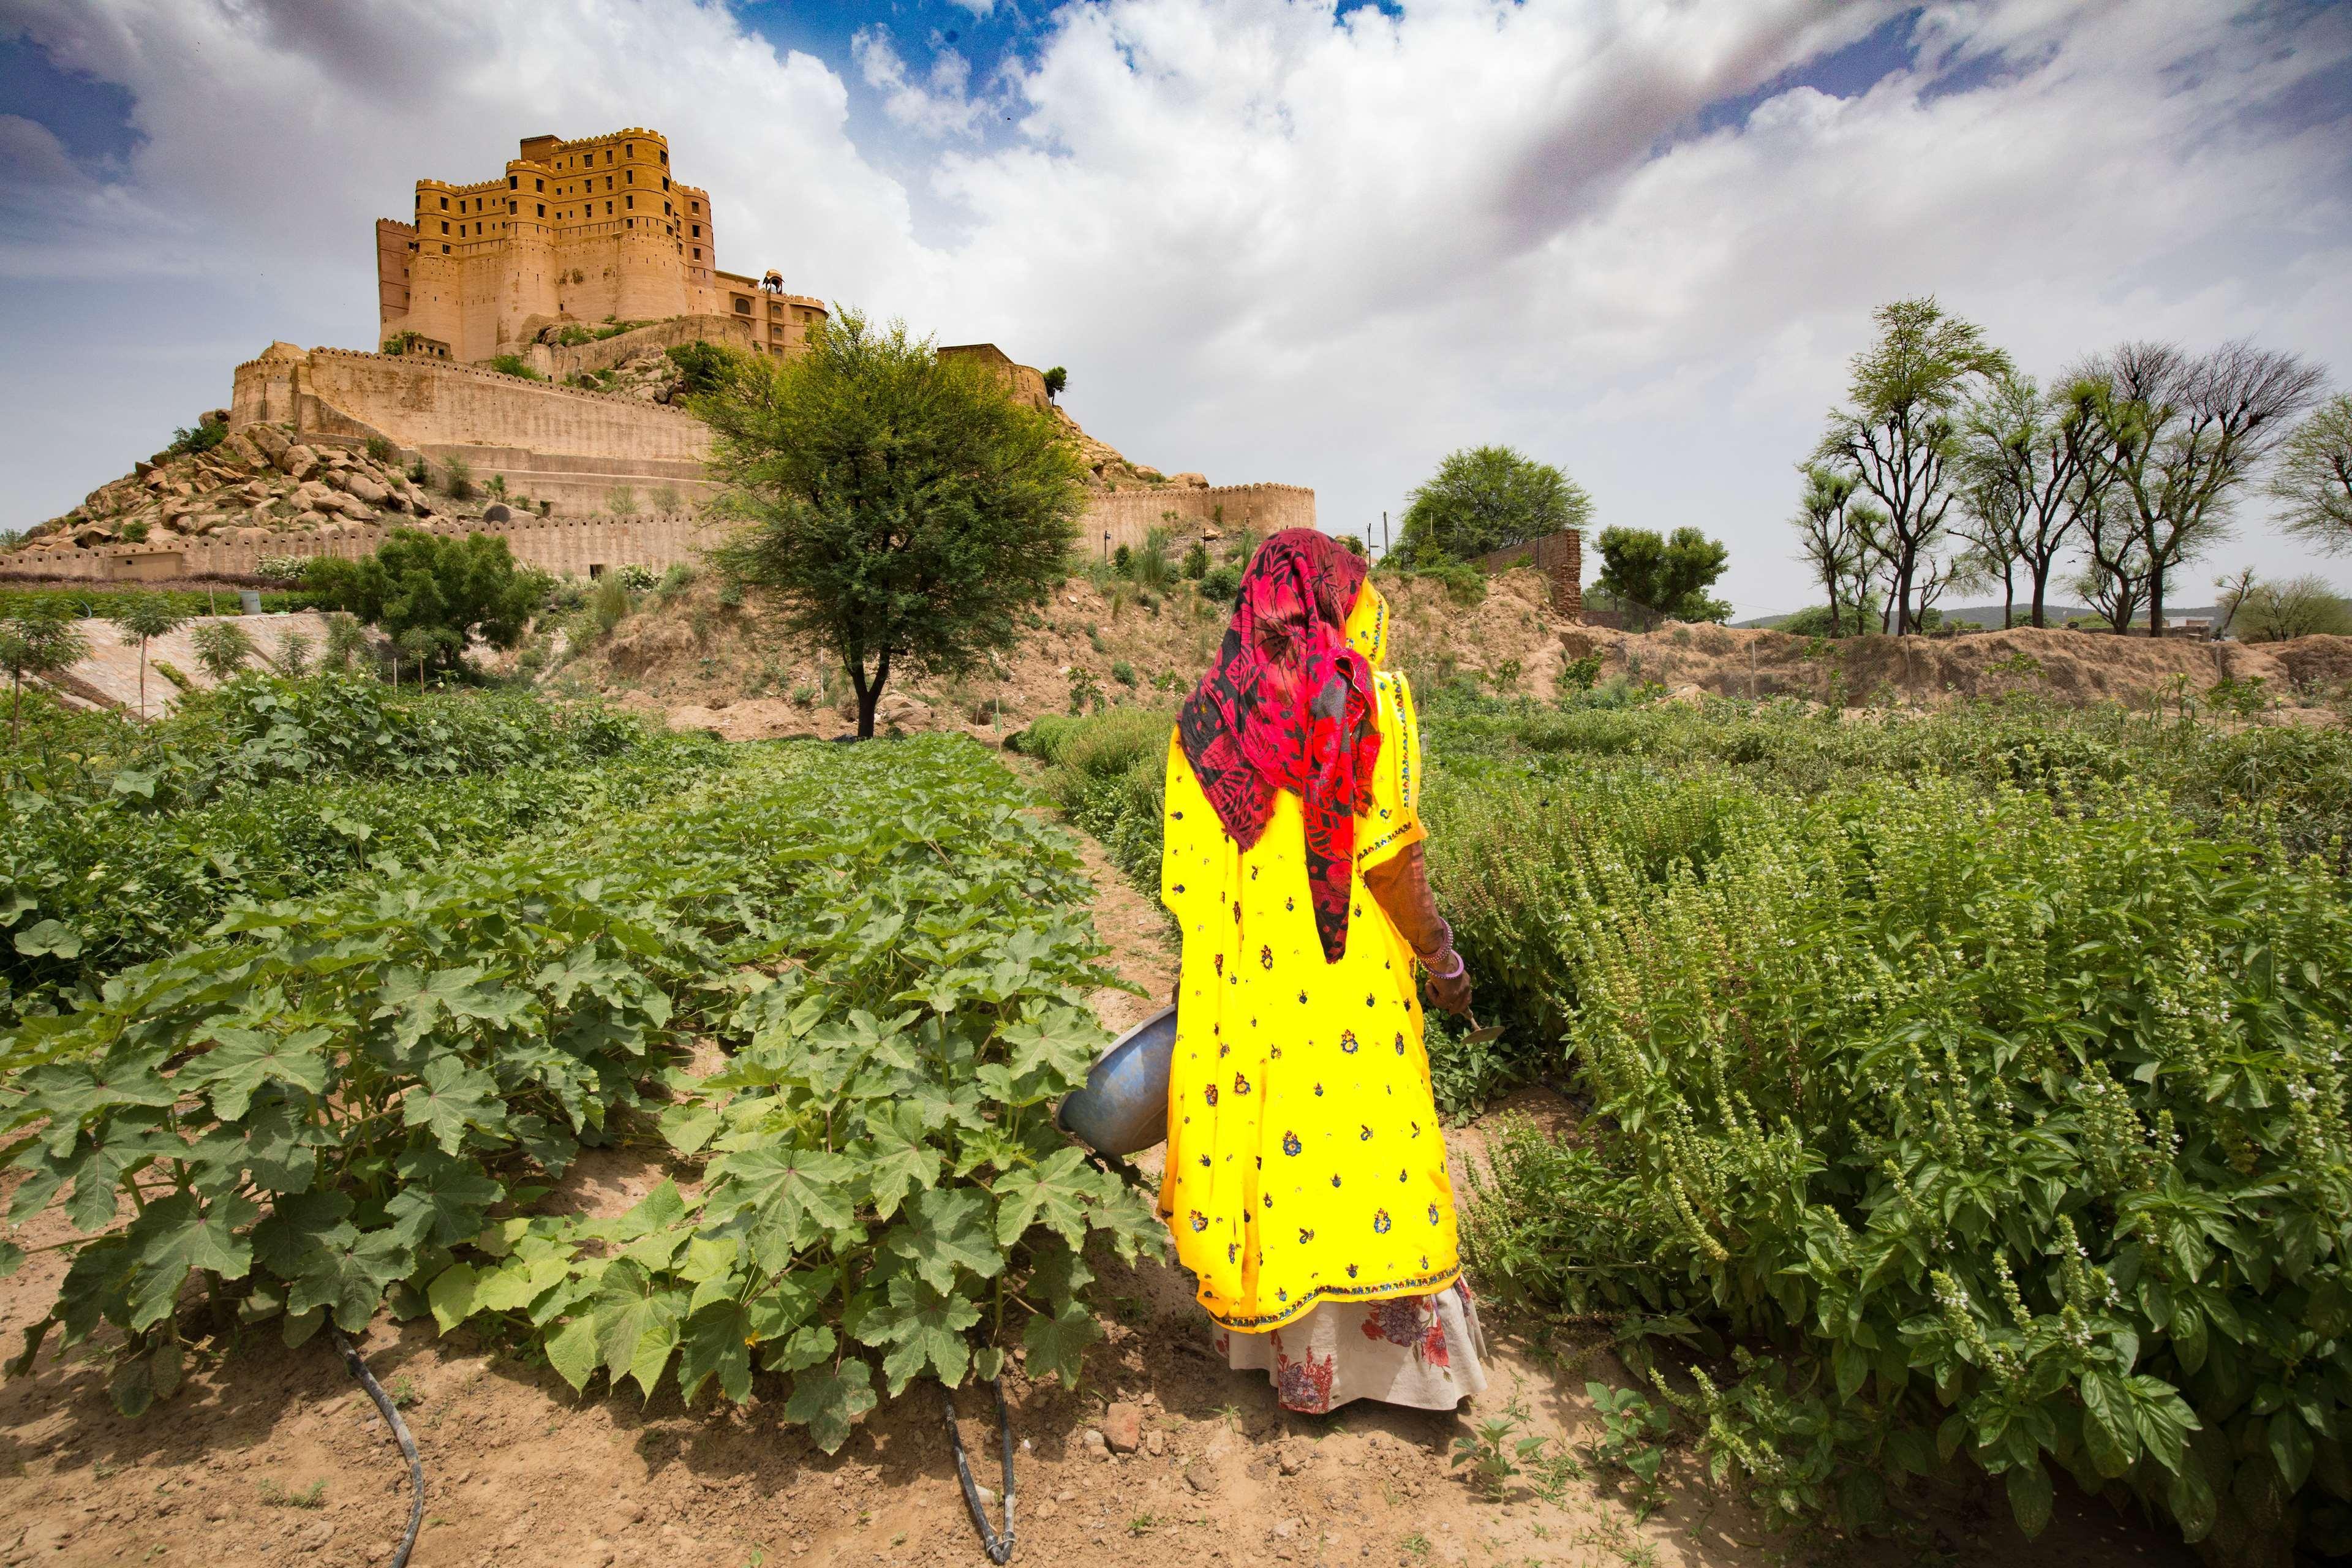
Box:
[699,309,1088,738]
[1043,366,1068,403]
[106,598,191,720]
[1592,526,1730,630]
[2079,341,2324,636]
[1815,298,2012,635]
[667,340,747,398]
[1789,465,1884,636]
[1393,445,1593,565]
[304,530,547,675]
[2269,393,2352,555]
[2234,573,2352,641]
[0,610,89,742]
[189,620,256,682]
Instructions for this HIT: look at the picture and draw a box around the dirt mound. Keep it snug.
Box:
[1577,621,2341,712]
[556,567,1585,741]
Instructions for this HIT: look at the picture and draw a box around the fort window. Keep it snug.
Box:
[508,200,517,213]
[626,170,635,184]
[605,176,612,190]
[441,244,450,254]
[692,224,701,237]
[535,178,543,191]
[439,196,448,209]
[536,203,545,217]
[733,296,750,314]
[605,201,612,214]
[439,221,448,233]
[692,247,701,259]
[508,175,518,189]
[663,178,671,190]
[625,194,633,209]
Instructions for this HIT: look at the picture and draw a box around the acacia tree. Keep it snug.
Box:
[105,598,190,720]
[1815,298,2011,635]
[1957,374,2110,628]
[700,309,1088,739]
[1790,464,1885,635]
[1392,445,1593,565]
[2081,341,2325,636]
[0,611,90,741]
[2071,495,2152,632]
[189,620,256,682]
[2269,393,2352,554]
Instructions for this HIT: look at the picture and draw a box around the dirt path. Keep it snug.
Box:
[0,795,2193,1568]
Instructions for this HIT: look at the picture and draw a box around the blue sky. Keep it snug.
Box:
[4,1,2348,616]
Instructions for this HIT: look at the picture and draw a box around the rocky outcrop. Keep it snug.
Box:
[6,411,548,566]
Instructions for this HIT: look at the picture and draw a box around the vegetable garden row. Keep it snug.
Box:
[1,679,1156,1474]
[1025,689,2352,1562]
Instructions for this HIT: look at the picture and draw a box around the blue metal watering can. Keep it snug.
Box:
[1057,1004,1177,1157]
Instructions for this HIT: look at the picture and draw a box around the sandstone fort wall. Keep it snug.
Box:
[27,515,728,584]
[1084,483,1316,554]
[1470,529,1583,619]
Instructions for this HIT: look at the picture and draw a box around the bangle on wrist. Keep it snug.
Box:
[1424,947,1464,981]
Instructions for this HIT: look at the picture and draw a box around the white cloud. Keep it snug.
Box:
[6,0,2349,609]
[854,26,988,140]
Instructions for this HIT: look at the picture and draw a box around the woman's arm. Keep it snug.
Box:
[1364,843,1471,1016]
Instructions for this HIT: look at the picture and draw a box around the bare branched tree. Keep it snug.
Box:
[1815,298,2012,635]
[2079,341,2326,636]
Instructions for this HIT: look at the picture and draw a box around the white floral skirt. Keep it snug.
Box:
[1216,1281,1488,1414]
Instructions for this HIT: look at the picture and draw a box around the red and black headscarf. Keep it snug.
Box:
[1178,529,1381,963]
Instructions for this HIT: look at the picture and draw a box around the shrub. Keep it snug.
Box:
[164,418,227,458]
[303,529,545,674]
[1110,660,1137,687]
[650,484,683,513]
[1113,544,1133,578]
[665,339,743,397]
[616,564,658,592]
[485,353,543,381]
[119,520,150,544]
[1453,752,2352,1558]
[1183,542,1209,580]
[442,457,477,502]
[254,555,308,585]
[1199,564,1243,602]
[1131,527,1177,591]
[189,619,256,681]
[608,485,639,514]
[591,575,631,636]
[363,435,396,465]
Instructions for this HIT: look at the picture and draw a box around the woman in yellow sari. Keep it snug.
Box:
[1157,529,1485,1415]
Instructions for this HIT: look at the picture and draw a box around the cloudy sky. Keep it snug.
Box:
[3,0,2348,615]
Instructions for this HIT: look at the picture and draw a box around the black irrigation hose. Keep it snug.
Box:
[330,1326,425,1568]
[943,1376,1017,1564]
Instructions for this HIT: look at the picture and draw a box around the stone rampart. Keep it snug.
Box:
[13,515,728,584]
[1080,483,1316,554]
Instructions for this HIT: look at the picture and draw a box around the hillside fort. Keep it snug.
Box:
[374,127,826,364]
[10,123,1316,582]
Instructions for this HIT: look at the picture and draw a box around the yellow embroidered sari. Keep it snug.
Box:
[1155,585,1458,1332]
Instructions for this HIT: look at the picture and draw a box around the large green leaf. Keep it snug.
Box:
[855,1274,980,1396]
[401,1055,505,1156]
[185,1026,331,1120]
[783,1359,876,1455]
[124,1192,257,1332]
[287,1226,409,1332]
[990,1145,1096,1250]
[1021,1299,1098,1389]
[592,1259,685,1402]
[884,1186,1005,1294]
[385,1148,503,1249]
[706,1146,857,1257]
[853,1101,942,1221]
